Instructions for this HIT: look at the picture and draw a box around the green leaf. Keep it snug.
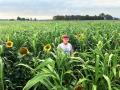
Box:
[0,45,3,55]
[108,54,113,66]
[77,78,88,85]
[92,84,97,90]
[35,58,54,71]
[112,67,116,77]
[17,63,34,72]
[95,55,100,84]
[103,75,111,90]
[63,70,73,75]
[119,70,120,77]
[0,57,4,90]
[23,73,52,90]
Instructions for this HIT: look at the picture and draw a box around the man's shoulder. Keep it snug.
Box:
[58,43,72,47]
[68,43,72,46]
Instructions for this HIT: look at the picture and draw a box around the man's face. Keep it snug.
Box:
[62,38,69,44]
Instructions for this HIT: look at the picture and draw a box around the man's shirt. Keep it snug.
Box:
[57,43,73,54]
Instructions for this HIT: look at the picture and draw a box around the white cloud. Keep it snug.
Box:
[0,0,120,19]
[92,0,120,7]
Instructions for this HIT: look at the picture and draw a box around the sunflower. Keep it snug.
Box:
[6,40,13,48]
[74,84,83,90]
[43,44,51,52]
[19,47,29,56]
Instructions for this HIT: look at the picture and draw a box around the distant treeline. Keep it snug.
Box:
[16,16,37,21]
[53,13,119,20]
[0,13,119,21]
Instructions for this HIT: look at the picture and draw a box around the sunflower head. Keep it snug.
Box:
[6,40,13,48]
[74,84,83,90]
[19,47,29,56]
[43,44,51,52]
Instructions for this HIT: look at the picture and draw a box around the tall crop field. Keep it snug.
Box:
[0,21,120,90]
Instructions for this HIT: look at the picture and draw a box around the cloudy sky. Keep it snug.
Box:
[0,0,120,19]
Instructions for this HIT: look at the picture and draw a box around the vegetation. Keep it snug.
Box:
[0,21,120,90]
[53,13,119,20]
[17,16,37,21]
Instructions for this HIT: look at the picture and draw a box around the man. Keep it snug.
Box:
[57,35,73,54]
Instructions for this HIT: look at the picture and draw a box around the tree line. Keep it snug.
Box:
[4,13,119,21]
[16,16,37,21]
[53,13,119,20]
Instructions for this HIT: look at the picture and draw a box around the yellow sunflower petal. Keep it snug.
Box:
[6,41,13,48]
[43,44,52,52]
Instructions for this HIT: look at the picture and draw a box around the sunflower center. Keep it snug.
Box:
[7,42,12,46]
[46,46,50,49]
[19,48,28,55]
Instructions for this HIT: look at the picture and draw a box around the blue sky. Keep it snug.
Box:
[0,0,120,19]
